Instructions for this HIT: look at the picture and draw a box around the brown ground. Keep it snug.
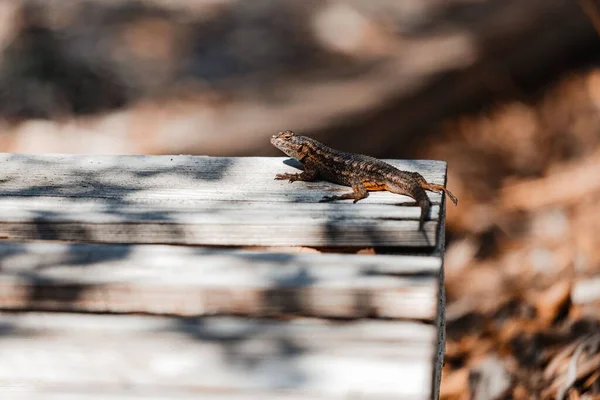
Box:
[424,70,600,400]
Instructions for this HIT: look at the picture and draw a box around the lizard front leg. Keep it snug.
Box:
[320,180,369,204]
[275,166,318,183]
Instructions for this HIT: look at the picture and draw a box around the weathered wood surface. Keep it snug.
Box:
[0,312,435,400]
[0,154,448,399]
[432,208,447,400]
[0,242,440,320]
[0,154,447,247]
[0,392,414,400]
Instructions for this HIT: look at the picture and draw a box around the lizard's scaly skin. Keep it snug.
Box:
[271,130,458,230]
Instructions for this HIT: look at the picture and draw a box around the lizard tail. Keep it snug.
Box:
[439,186,458,205]
[416,177,459,206]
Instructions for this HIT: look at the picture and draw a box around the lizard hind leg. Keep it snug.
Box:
[385,181,431,230]
[320,180,369,203]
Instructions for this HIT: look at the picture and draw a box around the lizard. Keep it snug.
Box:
[271,130,458,230]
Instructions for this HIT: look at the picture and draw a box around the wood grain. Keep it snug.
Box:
[0,312,435,400]
[0,242,440,320]
[0,154,448,399]
[0,154,447,247]
[0,392,427,400]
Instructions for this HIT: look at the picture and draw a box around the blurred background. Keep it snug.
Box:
[1,0,599,398]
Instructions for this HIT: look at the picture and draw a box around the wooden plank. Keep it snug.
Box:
[0,392,346,400]
[0,312,435,400]
[0,391,424,400]
[0,242,440,320]
[432,191,447,400]
[0,197,441,223]
[0,154,447,247]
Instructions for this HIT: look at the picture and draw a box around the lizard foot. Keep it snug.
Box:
[275,173,299,182]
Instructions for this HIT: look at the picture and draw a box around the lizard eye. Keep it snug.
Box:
[279,130,294,139]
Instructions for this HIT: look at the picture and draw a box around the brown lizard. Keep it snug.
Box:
[271,130,458,230]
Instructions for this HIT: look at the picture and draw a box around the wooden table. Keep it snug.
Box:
[0,154,449,399]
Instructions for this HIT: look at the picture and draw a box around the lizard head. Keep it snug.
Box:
[271,130,309,160]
